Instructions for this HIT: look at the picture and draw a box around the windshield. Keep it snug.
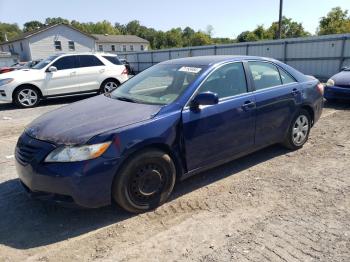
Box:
[32,55,59,70]
[110,64,205,105]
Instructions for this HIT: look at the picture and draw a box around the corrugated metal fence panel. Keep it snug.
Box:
[192,47,215,56]
[170,50,191,59]
[287,40,343,58]
[118,34,350,78]
[288,59,340,78]
[153,51,170,62]
[249,43,284,59]
[216,45,246,55]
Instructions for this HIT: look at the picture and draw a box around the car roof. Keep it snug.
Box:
[54,52,118,57]
[161,55,278,66]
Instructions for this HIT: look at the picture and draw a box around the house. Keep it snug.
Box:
[0,24,96,61]
[0,24,150,62]
[92,34,149,53]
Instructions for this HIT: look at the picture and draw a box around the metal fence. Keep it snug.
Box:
[118,33,350,81]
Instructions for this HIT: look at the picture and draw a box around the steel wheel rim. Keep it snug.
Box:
[292,115,309,146]
[128,163,166,206]
[104,82,118,93]
[18,89,38,106]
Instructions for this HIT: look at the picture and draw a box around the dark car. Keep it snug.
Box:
[15,56,324,213]
[325,66,350,101]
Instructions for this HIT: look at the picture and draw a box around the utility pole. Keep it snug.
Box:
[277,0,283,39]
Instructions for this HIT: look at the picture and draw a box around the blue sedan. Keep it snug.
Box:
[325,67,350,101]
[15,56,324,213]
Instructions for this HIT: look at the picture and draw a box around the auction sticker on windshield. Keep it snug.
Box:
[178,66,202,73]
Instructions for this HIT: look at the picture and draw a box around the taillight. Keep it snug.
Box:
[316,83,324,96]
[122,67,128,75]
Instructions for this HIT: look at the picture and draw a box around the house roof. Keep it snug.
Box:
[92,34,149,44]
[0,24,97,45]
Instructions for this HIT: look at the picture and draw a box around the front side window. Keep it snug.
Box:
[198,62,248,99]
[78,55,104,67]
[248,61,282,90]
[68,41,75,51]
[98,44,103,51]
[54,41,62,51]
[52,56,78,70]
[111,64,205,105]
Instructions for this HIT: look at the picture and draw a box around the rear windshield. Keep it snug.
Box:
[103,56,122,65]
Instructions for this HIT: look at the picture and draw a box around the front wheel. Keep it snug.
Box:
[112,149,176,213]
[282,109,311,150]
[13,86,40,108]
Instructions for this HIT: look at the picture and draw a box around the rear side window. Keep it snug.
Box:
[248,61,282,90]
[52,56,78,70]
[103,56,122,65]
[279,68,296,84]
[78,55,104,67]
[199,62,247,99]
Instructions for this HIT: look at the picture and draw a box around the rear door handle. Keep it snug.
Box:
[291,88,300,96]
[242,101,256,111]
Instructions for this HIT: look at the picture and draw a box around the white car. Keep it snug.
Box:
[0,53,128,108]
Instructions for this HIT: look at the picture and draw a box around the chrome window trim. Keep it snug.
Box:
[183,61,249,109]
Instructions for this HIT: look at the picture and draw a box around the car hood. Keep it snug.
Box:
[0,68,39,79]
[331,71,350,86]
[25,95,162,145]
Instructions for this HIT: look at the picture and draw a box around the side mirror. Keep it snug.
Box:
[191,92,219,108]
[341,67,349,71]
[47,66,57,72]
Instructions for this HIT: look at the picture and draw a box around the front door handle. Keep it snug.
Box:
[99,69,105,73]
[242,101,256,111]
[291,88,300,96]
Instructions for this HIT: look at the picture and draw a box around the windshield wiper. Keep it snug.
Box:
[115,96,138,103]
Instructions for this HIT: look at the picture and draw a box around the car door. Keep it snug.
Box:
[182,62,256,172]
[43,55,80,95]
[76,55,106,91]
[247,61,302,147]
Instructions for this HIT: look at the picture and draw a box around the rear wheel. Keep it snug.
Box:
[13,86,40,108]
[100,79,120,94]
[283,109,311,150]
[112,149,176,213]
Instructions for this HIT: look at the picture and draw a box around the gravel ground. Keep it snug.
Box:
[0,98,349,262]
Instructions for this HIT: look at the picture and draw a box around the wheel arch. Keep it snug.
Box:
[300,104,315,126]
[12,83,43,100]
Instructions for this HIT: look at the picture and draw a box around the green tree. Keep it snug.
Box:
[23,20,44,32]
[267,16,310,39]
[45,17,70,25]
[0,22,22,42]
[318,7,350,35]
[190,32,212,46]
[165,28,183,48]
[126,20,141,35]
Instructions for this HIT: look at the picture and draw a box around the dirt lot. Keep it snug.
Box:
[0,97,349,262]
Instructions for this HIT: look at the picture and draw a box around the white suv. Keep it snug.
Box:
[0,53,128,108]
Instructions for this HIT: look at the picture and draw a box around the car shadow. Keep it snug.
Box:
[0,95,95,112]
[0,144,288,250]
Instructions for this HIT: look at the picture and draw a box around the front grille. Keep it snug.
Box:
[15,142,40,165]
[15,132,55,165]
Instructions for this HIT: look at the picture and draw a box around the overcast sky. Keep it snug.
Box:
[0,0,349,37]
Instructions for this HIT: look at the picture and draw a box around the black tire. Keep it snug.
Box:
[282,109,311,150]
[112,149,176,213]
[13,86,40,108]
[99,79,120,94]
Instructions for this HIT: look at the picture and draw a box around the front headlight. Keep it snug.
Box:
[45,142,111,162]
[326,79,335,87]
[0,78,14,86]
